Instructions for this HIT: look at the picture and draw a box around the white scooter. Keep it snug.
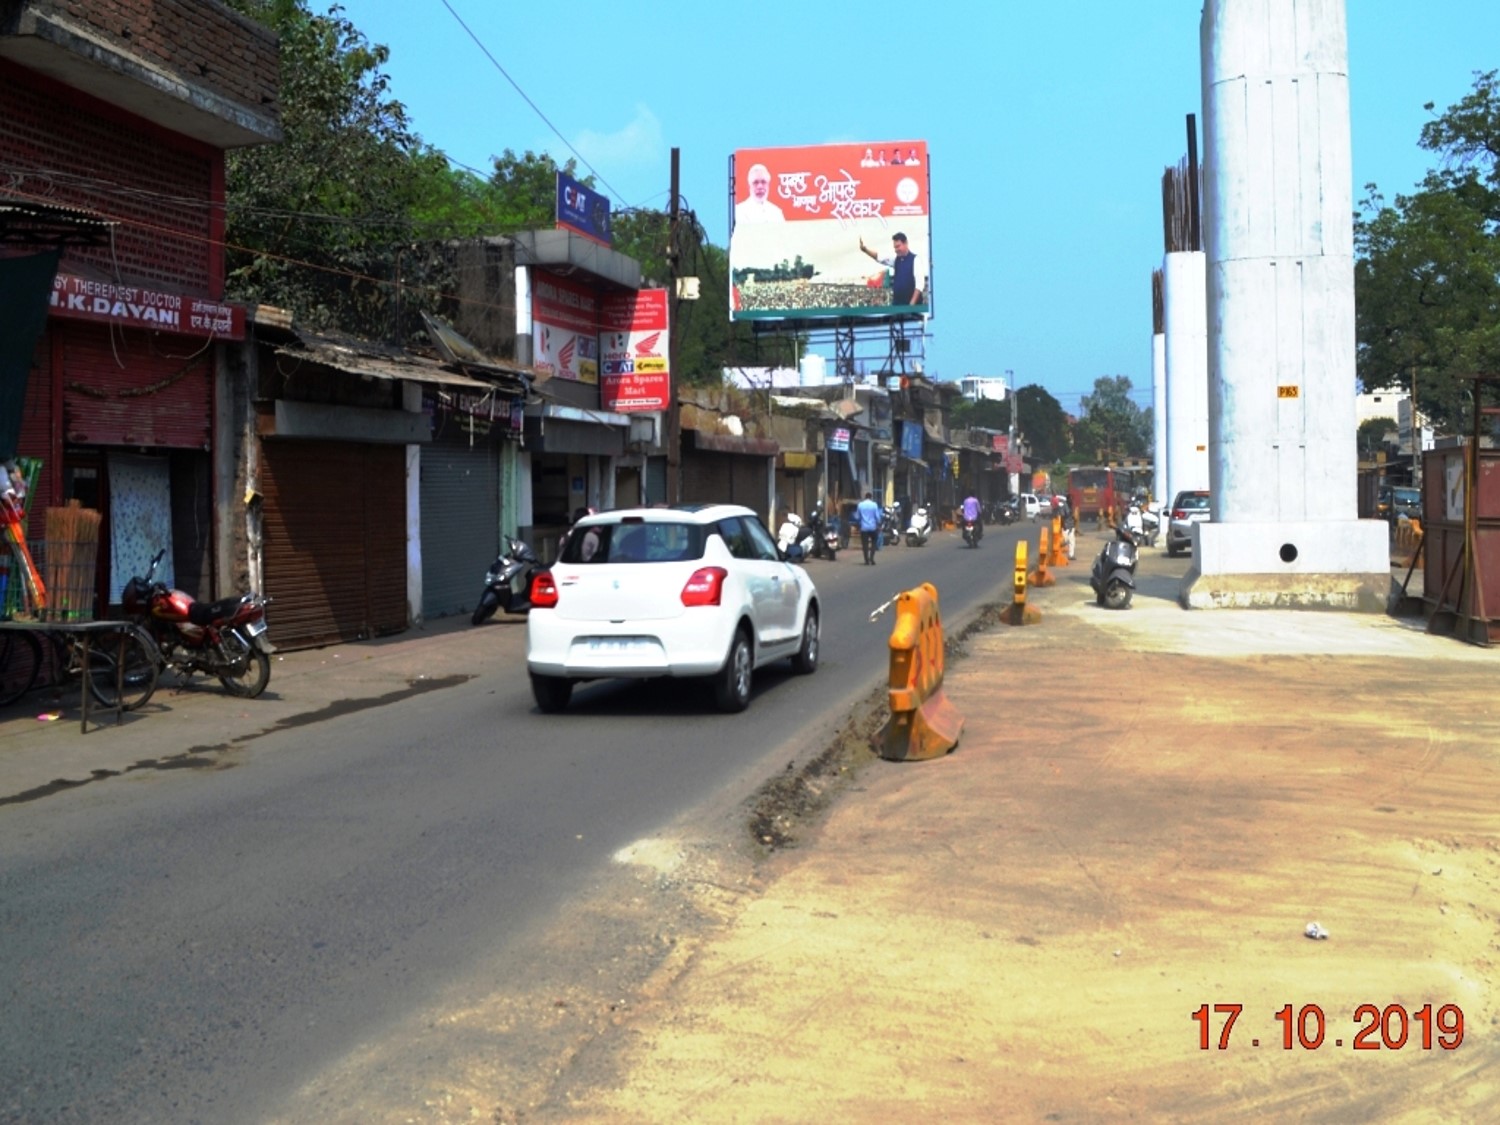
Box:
[776,512,816,561]
[905,505,933,547]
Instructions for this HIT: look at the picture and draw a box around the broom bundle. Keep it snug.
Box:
[42,500,102,622]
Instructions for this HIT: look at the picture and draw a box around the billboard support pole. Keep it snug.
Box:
[666,147,682,504]
[835,323,855,383]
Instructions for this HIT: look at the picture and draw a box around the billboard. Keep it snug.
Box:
[600,289,670,412]
[729,141,931,323]
[556,171,612,246]
[532,273,599,384]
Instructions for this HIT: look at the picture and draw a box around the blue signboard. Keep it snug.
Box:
[899,419,924,460]
[556,172,612,246]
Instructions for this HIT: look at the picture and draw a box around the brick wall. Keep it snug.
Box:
[2,65,217,291]
[24,0,279,116]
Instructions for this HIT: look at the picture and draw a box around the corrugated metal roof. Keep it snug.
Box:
[276,334,515,392]
[0,198,116,247]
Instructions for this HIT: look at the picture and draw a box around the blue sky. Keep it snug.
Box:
[332,1,1497,413]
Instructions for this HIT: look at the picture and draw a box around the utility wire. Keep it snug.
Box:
[436,0,626,207]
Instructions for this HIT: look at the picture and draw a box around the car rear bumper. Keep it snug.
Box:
[527,615,733,679]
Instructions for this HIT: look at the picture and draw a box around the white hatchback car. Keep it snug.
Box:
[525,504,821,713]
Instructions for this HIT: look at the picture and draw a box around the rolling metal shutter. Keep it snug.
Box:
[62,323,212,448]
[260,441,407,650]
[419,433,501,620]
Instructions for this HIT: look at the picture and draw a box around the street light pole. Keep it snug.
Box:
[1006,368,1018,496]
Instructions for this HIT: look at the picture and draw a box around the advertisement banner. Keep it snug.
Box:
[532,273,599,384]
[729,140,931,323]
[556,171,612,246]
[827,426,851,453]
[49,272,245,340]
[600,289,670,412]
[899,419,924,461]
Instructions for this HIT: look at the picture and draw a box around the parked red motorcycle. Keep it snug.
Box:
[121,549,273,697]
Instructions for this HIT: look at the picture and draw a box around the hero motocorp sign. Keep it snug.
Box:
[729,140,931,323]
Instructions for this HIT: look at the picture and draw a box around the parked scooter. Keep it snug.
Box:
[472,535,542,624]
[881,505,903,546]
[994,499,1019,526]
[807,504,839,560]
[121,548,273,697]
[1089,524,1140,610]
[905,505,933,547]
[776,512,818,561]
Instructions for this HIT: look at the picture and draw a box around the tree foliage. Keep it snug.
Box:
[1073,375,1152,461]
[1355,70,1500,433]
[1358,415,1398,459]
[1014,384,1070,464]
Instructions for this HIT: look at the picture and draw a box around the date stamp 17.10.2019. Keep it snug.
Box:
[1192,1003,1465,1051]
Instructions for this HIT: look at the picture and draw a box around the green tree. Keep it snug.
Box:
[1014,384,1069,464]
[1355,70,1500,433]
[1358,416,1398,459]
[950,396,1011,432]
[1074,375,1151,460]
[223,0,441,336]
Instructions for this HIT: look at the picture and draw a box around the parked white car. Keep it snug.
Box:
[1018,493,1042,519]
[525,504,820,713]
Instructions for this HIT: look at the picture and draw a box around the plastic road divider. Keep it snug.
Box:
[1030,526,1056,587]
[877,582,963,761]
[1006,541,1041,626]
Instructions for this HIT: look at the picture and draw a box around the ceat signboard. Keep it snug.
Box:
[600,289,670,412]
[729,140,931,324]
[555,171,612,246]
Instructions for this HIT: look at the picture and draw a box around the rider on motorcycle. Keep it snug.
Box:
[961,493,983,544]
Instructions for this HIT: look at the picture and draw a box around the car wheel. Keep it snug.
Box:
[713,628,753,713]
[530,672,573,713]
[790,606,819,675]
[1166,543,1180,558]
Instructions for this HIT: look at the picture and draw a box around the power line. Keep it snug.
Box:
[436,0,626,207]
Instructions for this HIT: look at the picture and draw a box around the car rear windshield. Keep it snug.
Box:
[1394,488,1419,504]
[558,520,707,564]
[1176,493,1210,511]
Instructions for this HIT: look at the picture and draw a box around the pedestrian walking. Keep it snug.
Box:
[855,491,882,565]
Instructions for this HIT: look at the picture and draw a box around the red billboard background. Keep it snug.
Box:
[728,140,931,322]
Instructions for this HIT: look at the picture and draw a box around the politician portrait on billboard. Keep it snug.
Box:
[728,141,931,323]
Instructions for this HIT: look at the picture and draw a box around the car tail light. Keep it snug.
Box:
[681,567,727,607]
[1172,509,1186,520]
[529,570,559,609]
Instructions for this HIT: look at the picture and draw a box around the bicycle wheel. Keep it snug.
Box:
[87,630,159,711]
[0,630,43,707]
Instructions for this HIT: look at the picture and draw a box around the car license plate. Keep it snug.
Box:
[587,637,643,653]
[244,618,267,637]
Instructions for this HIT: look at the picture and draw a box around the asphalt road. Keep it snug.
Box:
[0,522,1029,1124]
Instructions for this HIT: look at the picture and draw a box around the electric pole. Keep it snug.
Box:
[666,147,682,504]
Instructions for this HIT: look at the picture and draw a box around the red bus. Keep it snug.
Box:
[1068,466,1138,525]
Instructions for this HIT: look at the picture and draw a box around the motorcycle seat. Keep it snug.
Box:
[191,595,247,625]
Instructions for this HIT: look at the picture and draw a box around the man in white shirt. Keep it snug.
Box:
[734,163,785,224]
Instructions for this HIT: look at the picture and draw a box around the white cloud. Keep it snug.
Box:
[572,103,665,175]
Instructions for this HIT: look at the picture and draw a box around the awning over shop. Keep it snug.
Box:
[276,336,513,392]
[686,430,780,457]
[0,198,115,247]
[522,402,631,456]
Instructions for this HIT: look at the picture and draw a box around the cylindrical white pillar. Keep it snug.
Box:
[1152,331,1167,503]
[1163,251,1208,505]
[1201,0,1357,522]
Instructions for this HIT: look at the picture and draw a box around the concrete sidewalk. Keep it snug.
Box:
[543,533,1500,1123]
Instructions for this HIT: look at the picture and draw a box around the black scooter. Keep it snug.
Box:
[471,535,541,625]
[1089,525,1140,610]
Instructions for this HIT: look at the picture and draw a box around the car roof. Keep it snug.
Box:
[575,504,757,527]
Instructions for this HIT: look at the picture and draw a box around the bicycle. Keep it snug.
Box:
[0,624,159,711]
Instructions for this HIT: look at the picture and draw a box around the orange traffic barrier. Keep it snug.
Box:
[1049,515,1068,567]
[878,582,964,761]
[1005,540,1041,626]
[1029,526,1056,587]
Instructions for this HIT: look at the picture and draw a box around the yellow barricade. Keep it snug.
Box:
[1029,526,1056,587]
[879,582,964,761]
[1049,515,1068,567]
[1005,540,1041,626]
